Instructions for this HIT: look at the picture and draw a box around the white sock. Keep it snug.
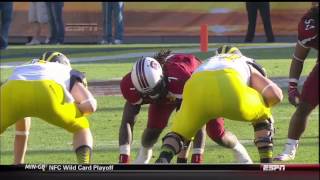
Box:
[133,146,152,164]
[232,142,252,163]
[192,148,204,154]
[140,146,152,156]
[287,139,299,146]
[232,142,244,152]
[120,144,130,155]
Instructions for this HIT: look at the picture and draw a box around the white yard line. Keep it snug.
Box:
[0,44,295,69]
[2,133,319,152]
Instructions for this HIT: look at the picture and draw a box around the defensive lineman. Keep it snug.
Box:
[275,3,318,161]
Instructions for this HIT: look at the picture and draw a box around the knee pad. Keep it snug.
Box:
[162,132,186,154]
[252,117,274,150]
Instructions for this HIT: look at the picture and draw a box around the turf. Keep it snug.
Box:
[0,44,318,164]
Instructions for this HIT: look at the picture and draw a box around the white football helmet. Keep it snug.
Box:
[131,57,164,97]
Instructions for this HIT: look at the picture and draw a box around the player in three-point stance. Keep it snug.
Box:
[0,51,97,164]
[155,46,283,164]
[118,50,252,164]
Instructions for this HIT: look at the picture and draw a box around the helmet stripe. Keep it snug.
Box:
[41,52,48,61]
[135,60,144,90]
[136,59,148,90]
[47,52,61,62]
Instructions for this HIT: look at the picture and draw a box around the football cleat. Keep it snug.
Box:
[119,154,130,164]
[155,158,169,164]
[274,143,298,161]
[133,147,153,164]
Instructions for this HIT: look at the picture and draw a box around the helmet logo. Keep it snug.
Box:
[150,61,160,70]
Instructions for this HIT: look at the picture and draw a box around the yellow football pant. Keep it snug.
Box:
[171,69,271,140]
[0,80,89,134]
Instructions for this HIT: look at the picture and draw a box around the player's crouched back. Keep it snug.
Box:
[0,51,97,164]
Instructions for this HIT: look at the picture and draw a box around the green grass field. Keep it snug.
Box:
[0,43,318,164]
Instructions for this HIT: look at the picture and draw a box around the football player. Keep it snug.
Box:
[118,50,252,164]
[0,51,97,164]
[274,3,318,161]
[155,46,283,164]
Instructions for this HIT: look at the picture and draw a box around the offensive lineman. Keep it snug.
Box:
[119,50,252,164]
[275,3,318,161]
[155,46,283,164]
[0,52,97,164]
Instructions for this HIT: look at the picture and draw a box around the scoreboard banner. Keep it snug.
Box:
[0,164,319,180]
[0,164,319,172]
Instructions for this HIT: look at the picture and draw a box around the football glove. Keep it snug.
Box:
[288,81,300,106]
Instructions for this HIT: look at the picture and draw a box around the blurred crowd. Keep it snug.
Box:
[1,2,315,50]
[0,2,124,50]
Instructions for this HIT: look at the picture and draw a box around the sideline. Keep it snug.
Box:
[0,44,295,69]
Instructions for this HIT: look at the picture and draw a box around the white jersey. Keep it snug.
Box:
[194,54,254,85]
[9,62,74,102]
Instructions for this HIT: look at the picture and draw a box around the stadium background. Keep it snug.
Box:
[10,2,312,42]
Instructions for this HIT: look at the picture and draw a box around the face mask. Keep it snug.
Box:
[142,79,167,100]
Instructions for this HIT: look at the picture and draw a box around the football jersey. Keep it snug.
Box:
[297,9,318,50]
[195,54,253,85]
[120,54,202,105]
[9,62,86,103]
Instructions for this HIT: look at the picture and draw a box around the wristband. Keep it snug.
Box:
[289,78,299,83]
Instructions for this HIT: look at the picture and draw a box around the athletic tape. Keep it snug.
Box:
[292,54,305,63]
[261,84,273,96]
[15,131,29,136]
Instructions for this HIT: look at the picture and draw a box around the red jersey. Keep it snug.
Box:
[120,54,202,105]
[297,9,318,50]
[298,8,319,109]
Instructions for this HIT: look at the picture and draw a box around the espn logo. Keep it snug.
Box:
[262,164,286,171]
